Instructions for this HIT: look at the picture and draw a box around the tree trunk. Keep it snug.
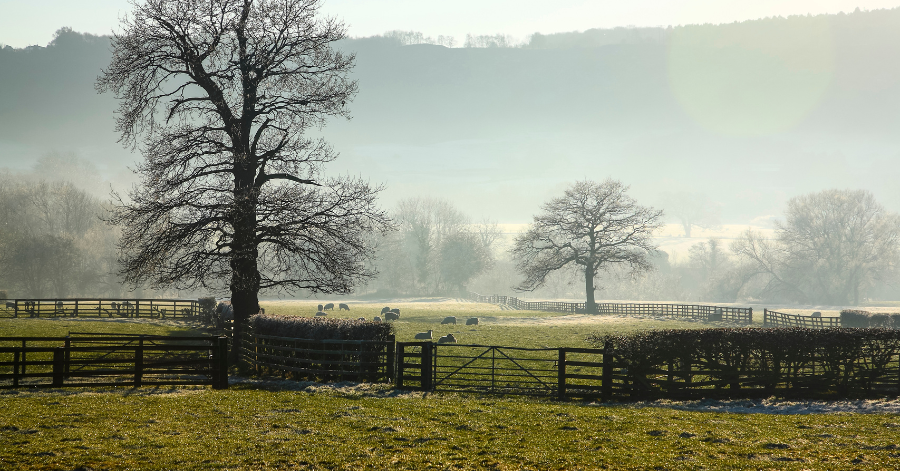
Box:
[682,221,692,238]
[584,262,597,314]
[229,165,262,363]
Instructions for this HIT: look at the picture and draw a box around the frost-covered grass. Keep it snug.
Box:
[2,384,900,470]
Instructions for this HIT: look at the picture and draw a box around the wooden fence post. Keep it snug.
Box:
[601,342,612,402]
[134,337,143,387]
[64,336,71,379]
[13,350,19,387]
[52,347,65,387]
[421,342,433,391]
[763,309,768,327]
[557,348,567,400]
[213,336,229,389]
[386,341,395,383]
[395,343,405,389]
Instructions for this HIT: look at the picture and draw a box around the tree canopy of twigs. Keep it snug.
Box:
[511,179,663,312]
[96,0,391,358]
[733,189,900,305]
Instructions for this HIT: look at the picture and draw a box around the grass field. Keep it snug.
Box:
[258,299,712,347]
[2,300,900,469]
[2,384,900,469]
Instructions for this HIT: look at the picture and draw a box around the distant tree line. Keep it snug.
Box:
[367,197,500,297]
[480,188,900,307]
[0,170,121,298]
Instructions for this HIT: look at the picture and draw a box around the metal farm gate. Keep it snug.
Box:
[431,344,559,396]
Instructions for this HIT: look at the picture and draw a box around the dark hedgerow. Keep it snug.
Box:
[586,328,900,398]
[248,314,394,342]
[840,309,900,328]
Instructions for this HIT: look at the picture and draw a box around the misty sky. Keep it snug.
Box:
[2,0,900,48]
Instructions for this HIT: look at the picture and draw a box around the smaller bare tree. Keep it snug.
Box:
[512,179,663,312]
[662,191,721,238]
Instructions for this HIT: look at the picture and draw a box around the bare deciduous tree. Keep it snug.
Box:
[97,0,390,359]
[381,197,496,295]
[662,191,720,238]
[511,179,663,312]
[734,189,900,305]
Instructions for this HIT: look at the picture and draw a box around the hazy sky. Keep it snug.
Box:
[3,0,900,48]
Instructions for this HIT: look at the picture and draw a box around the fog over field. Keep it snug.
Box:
[3,5,900,302]
[2,9,900,223]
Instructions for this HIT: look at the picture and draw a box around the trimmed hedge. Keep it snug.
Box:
[840,309,900,328]
[248,314,394,342]
[587,328,900,397]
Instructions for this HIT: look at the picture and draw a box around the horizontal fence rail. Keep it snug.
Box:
[242,333,395,384]
[763,309,842,329]
[1,298,205,319]
[0,335,228,389]
[471,293,752,324]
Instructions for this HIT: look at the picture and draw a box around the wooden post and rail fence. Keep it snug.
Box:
[1,298,206,319]
[469,293,754,324]
[0,335,228,389]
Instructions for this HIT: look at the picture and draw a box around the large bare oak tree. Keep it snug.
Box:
[511,179,662,312]
[97,0,390,358]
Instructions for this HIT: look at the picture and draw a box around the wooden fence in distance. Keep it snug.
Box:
[763,309,842,329]
[472,293,753,324]
[0,335,228,389]
[1,298,204,319]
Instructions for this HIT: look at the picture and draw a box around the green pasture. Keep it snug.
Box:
[259,300,711,348]
[1,303,900,469]
[0,318,199,338]
[2,386,900,470]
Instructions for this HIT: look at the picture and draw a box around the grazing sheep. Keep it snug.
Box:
[315,311,327,317]
[374,316,382,323]
[441,316,456,325]
[339,303,350,311]
[318,304,323,312]
[323,303,335,311]
[384,311,400,321]
[389,308,400,315]
[381,306,391,314]
[438,333,457,344]
[414,330,433,340]
[5,301,15,310]
[812,311,822,317]
[466,317,479,325]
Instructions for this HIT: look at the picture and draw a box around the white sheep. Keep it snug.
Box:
[441,316,456,325]
[373,316,382,323]
[385,311,400,321]
[438,333,457,344]
[414,330,433,340]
